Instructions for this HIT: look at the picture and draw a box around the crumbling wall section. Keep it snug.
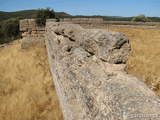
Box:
[45,22,160,120]
[20,19,160,119]
[20,19,56,49]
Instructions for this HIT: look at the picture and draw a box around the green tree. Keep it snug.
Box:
[132,14,151,22]
[35,8,55,26]
[1,18,20,43]
[0,21,4,43]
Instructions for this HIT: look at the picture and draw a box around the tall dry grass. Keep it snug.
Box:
[104,28,160,96]
[0,40,63,120]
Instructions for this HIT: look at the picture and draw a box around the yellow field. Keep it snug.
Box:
[104,28,160,96]
[0,40,63,120]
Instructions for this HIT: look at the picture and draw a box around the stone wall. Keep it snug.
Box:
[60,18,103,24]
[20,19,56,49]
[59,18,160,29]
[102,21,160,29]
[45,22,160,120]
[20,19,160,119]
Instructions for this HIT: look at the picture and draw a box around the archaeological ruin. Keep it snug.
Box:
[20,19,160,120]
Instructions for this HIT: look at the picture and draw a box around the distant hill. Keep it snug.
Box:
[55,12,71,19]
[0,10,71,21]
[0,10,37,20]
[64,15,133,21]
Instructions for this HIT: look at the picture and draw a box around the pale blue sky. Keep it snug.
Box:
[0,0,159,17]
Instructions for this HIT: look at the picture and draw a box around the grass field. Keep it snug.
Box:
[0,40,63,120]
[104,28,160,96]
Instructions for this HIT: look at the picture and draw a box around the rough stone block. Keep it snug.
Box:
[63,18,72,21]
[46,22,130,64]
[72,18,81,21]
[46,19,57,22]
[81,18,89,21]
[20,19,29,31]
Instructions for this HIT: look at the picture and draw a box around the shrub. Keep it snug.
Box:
[0,22,4,44]
[132,14,151,22]
[0,18,20,44]
[35,8,55,27]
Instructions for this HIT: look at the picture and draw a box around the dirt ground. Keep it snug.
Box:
[0,40,63,120]
[104,28,160,96]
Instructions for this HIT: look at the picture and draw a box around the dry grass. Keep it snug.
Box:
[103,28,160,96]
[0,40,63,120]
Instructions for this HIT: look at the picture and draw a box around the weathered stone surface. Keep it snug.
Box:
[46,22,130,64]
[45,22,160,120]
[20,19,28,31]
[46,19,57,22]
[20,19,45,31]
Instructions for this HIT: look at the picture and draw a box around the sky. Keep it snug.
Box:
[0,0,159,17]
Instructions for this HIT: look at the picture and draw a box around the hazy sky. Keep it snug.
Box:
[0,0,159,17]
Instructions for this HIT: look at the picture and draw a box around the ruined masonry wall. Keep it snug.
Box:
[20,19,160,120]
[20,19,56,49]
[45,22,160,120]
[60,18,160,29]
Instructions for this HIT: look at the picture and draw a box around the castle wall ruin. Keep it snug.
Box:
[20,19,160,120]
